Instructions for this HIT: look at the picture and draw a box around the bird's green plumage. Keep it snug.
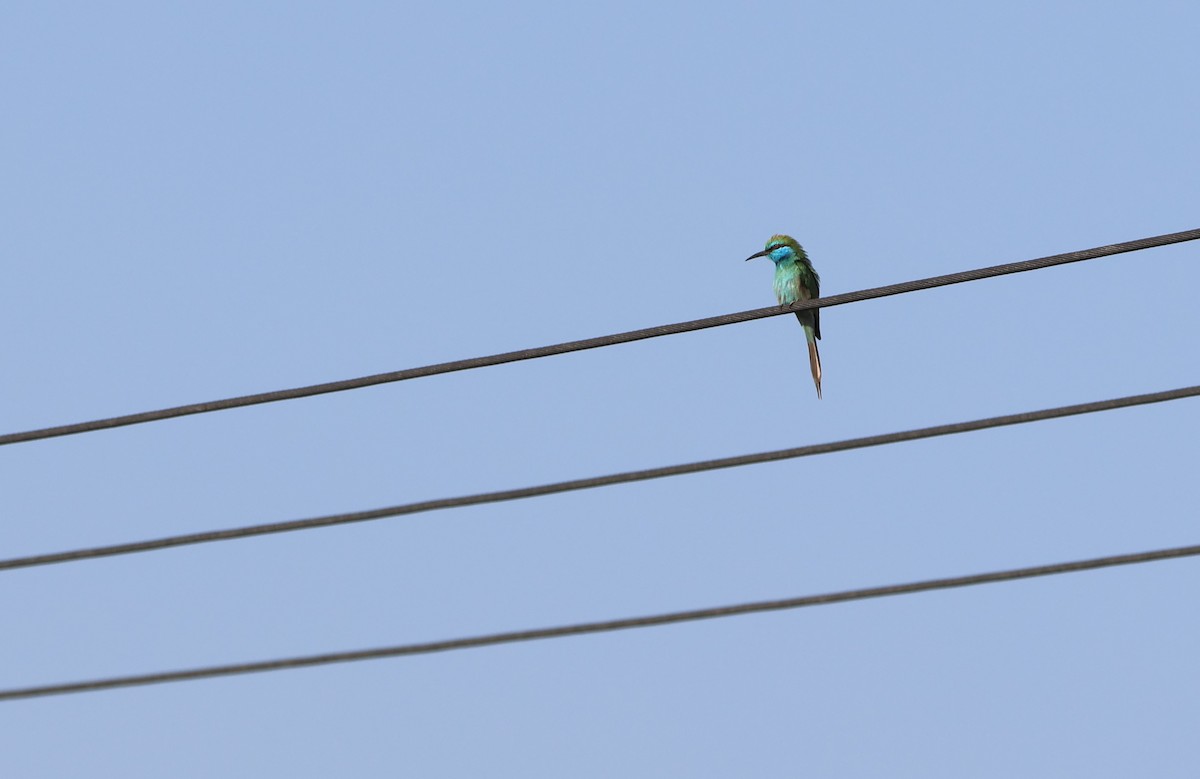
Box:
[764,234,821,341]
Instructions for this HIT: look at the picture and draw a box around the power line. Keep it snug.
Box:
[3,384,1196,573]
[3,228,1197,448]
[2,541,1196,701]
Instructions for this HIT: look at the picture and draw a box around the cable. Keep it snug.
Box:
[3,384,1196,573]
[3,228,1197,448]
[2,541,1196,701]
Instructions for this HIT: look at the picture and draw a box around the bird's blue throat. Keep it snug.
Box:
[768,245,796,264]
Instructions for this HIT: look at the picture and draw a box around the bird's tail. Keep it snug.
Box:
[805,327,822,399]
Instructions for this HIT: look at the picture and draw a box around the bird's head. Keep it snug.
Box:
[744,234,804,264]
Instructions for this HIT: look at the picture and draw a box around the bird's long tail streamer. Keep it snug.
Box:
[806,334,822,399]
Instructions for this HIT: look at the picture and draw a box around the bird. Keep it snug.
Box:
[745,234,823,398]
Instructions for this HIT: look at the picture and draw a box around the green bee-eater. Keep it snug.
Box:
[745,234,822,398]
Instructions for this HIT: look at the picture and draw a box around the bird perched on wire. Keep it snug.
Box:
[745,234,823,398]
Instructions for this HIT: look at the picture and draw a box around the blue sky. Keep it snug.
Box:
[2,1,1198,776]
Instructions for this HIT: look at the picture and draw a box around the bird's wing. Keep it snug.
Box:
[796,272,825,338]
[799,272,820,340]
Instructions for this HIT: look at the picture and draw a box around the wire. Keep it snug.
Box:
[3,228,1197,448]
[3,384,1195,573]
[2,541,1196,701]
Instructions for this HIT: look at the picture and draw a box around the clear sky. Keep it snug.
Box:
[2,2,1198,776]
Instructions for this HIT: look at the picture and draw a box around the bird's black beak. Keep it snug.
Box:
[744,249,770,262]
